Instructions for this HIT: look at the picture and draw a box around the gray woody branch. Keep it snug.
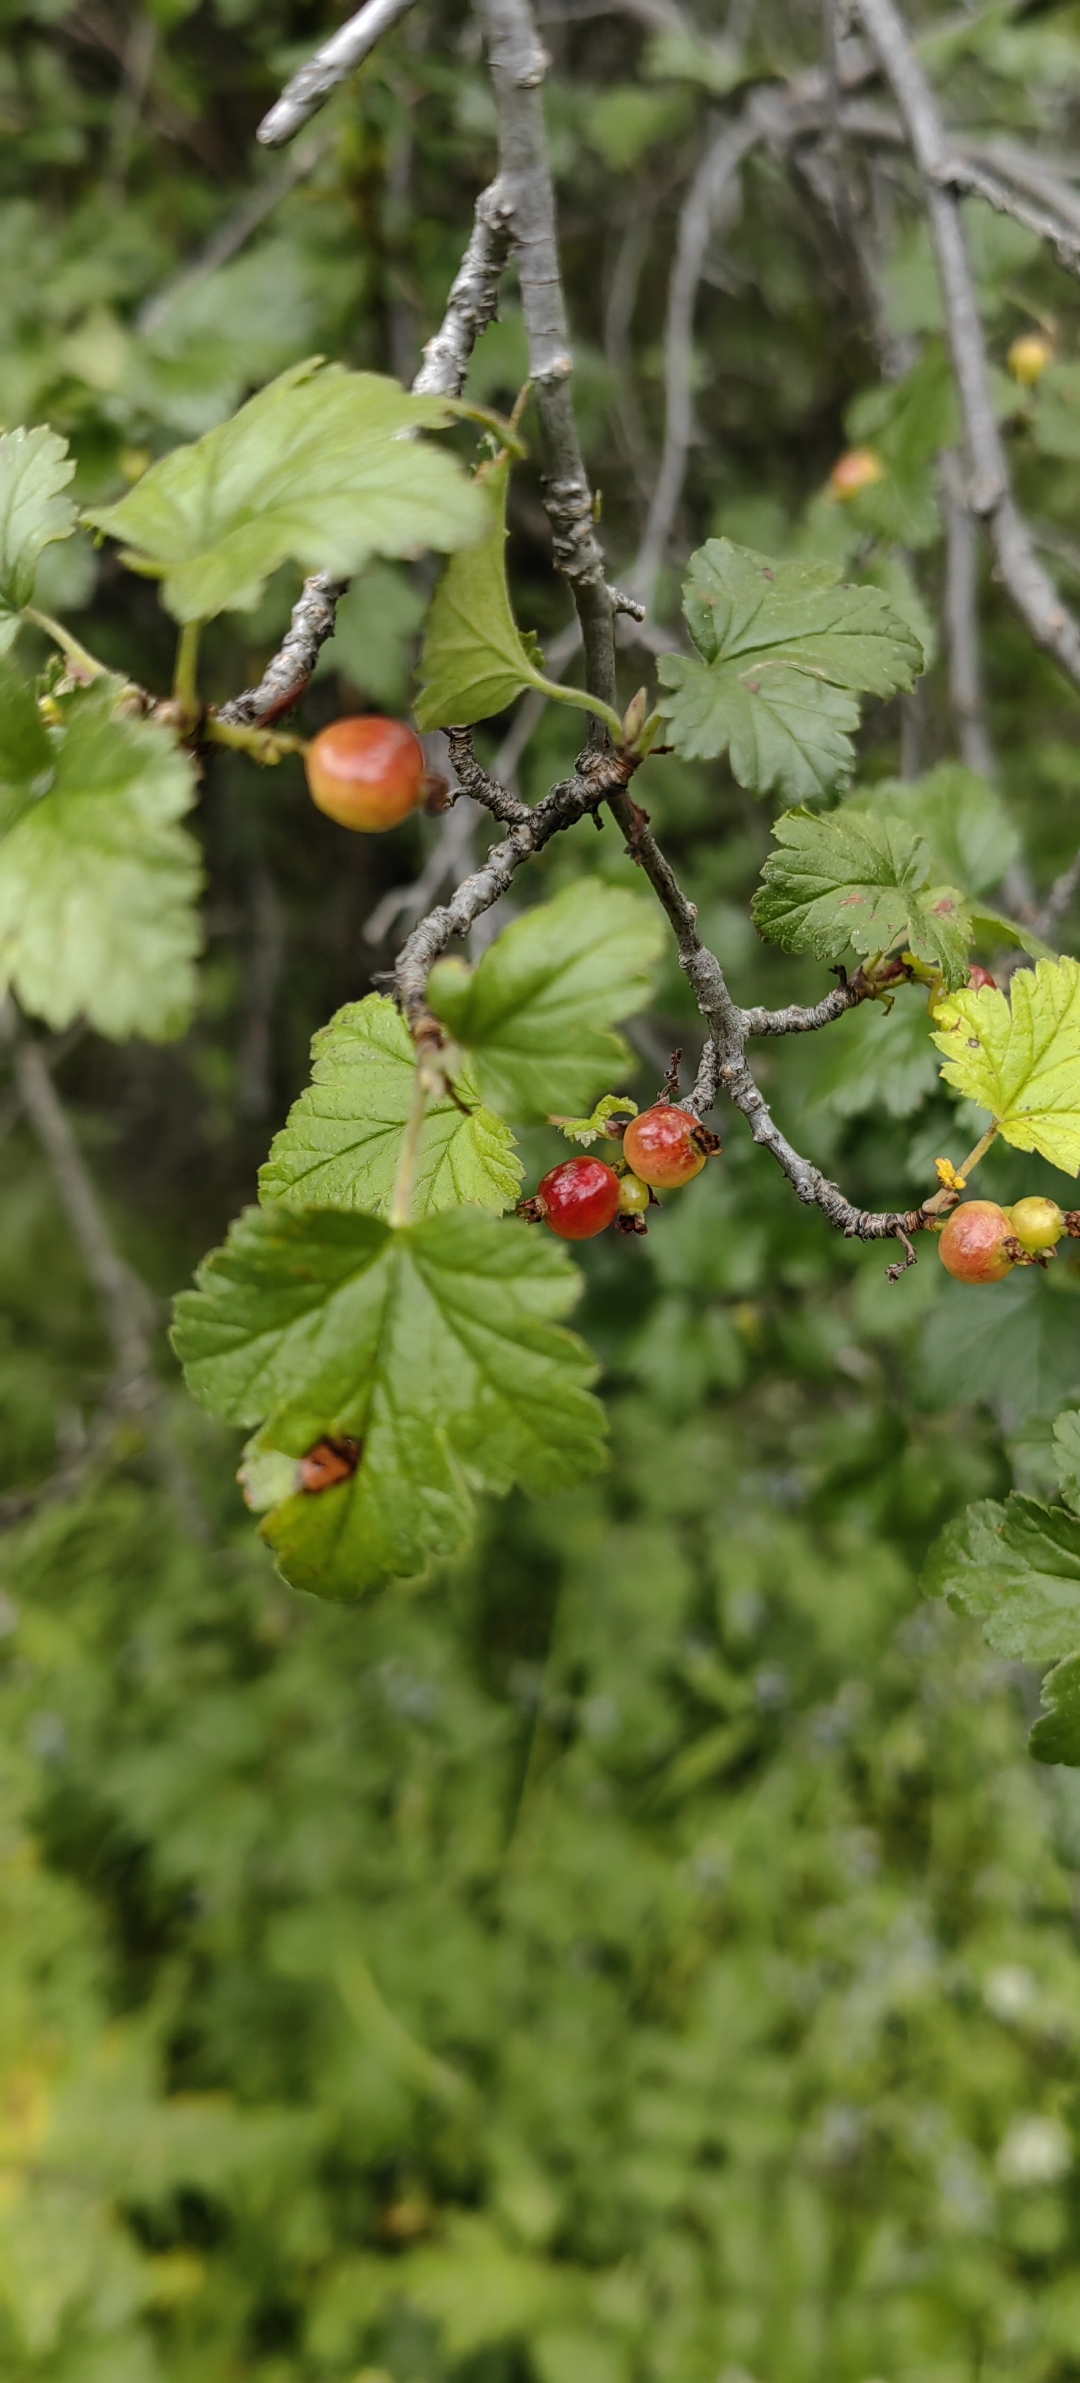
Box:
[219,181,511,730]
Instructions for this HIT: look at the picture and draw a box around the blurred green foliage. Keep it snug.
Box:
[8,0,1080,2375]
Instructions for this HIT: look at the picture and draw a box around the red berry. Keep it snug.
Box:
[938,1200,1016,1284]
[530,1157,621,1240]
[967,964,997,991]
[622,1104,720,1190]
[305,716,426,831]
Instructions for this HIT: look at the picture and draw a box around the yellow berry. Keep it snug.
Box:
[1007,333,1052,387]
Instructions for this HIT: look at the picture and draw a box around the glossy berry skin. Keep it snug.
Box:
[623,1104,718,1189]
[967,964,997,992]
[1008,333,1052,387]
[1007,1196,1064,1254]
[617,1172,651,1217]
[305,716,426,831]
[829,447,885,500]
[535,1157,621,1240]
[938,1200,1016,1283]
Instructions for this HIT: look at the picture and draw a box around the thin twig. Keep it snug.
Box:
[258,0,421,148]
[12,1032,154,1397]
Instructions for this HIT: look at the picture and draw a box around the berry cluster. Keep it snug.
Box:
[938,1196,1079,1282]
[520,1105,722,1243]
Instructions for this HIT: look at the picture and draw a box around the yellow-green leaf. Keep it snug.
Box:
[931,955,1080,1172]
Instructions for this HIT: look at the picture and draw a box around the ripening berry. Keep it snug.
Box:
[1007,332,1052,387]
[938,1200,1016,1283]
[1007,1196,1064,1254]
[531,1157,621,1240]
[617,1172,651,1217]
[968,964,997,992]
[305,716,426,831]
[622,1104,720,1190]
[829,447,886,500]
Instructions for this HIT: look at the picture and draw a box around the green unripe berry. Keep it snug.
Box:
[1006,1196,1065,1254]
[617,1172,651,1216]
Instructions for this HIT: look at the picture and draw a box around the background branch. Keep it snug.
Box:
[857,0,1080,694]
[257,0,420,147]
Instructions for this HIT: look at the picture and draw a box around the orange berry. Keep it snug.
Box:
[622,1105,720,1189]
[828,447,886,501]
[938,1200,1016,1284]
[305,716,426,831]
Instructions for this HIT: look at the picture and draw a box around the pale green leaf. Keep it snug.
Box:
[0,672,201,1040]
[172,1204,606,1598]
[656,540,923,801]
[83,361,485,624]
[752,805,972,988]
[931,957,1080,1171]
[426,882,665,1122]
[0,424,76,646]
[259,994,522,1218]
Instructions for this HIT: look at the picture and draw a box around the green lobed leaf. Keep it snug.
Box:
[0,424,76,647]
[656,540,923,801]
[925,1493,1080,1664]
[426,882,665,1123]
[415,453,552,730]
[172,1203,606,1599]
[259,994,522,1218]
[0,668,201,1039]
[751,805,972,988]
[1029,1652,1080,1765]
[83,361,485,624]
[931,957,1080,1172]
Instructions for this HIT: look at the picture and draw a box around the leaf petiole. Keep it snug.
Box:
[23,606,107,684]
